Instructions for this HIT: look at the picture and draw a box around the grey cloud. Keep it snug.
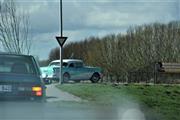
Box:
[14,0,180,59]
[30,4,59,34]
[17,0,179,34]
[31,32,59,59]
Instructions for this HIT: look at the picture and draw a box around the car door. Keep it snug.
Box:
[74,62,90,80]
[67,62,84,80]
[68,63,79,80]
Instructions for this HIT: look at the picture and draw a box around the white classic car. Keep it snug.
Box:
[40,59,103,83]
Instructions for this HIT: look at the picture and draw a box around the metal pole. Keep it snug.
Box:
[60,0,63,37]
[59,0,63,84]
[59,47,63,84]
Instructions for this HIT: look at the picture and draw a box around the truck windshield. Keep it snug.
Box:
[49,62,68,67]
[49,62,59,66]
[0,55,36,74]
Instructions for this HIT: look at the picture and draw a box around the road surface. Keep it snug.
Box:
[46,84,83,102]
[0,83,150,120]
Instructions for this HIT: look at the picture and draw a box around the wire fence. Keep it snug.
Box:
[101,63,180,84]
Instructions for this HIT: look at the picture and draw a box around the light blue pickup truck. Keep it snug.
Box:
[40,59,103,83]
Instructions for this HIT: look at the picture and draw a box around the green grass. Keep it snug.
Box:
[57,83,180,120]
[57,84,131,105]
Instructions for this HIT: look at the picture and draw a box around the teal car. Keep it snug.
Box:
[40,59,103,83]
[0,53,46,101]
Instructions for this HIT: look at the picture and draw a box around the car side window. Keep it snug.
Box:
[75,62,83,68]
[69,63,75,68]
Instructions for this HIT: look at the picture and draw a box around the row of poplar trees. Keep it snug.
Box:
[44,21,180,82]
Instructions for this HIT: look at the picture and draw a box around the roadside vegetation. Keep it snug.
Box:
[57,84,180,120]
[41,21,180,82]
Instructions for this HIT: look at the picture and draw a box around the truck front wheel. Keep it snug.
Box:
[90,73,100,83]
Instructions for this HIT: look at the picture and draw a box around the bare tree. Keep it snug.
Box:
[47,20,180,82]
[0,0,31,54]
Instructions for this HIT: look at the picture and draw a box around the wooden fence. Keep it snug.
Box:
[127,62,180,84]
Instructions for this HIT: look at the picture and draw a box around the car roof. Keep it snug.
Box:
[0,52,33,58]
[51,59,83,63]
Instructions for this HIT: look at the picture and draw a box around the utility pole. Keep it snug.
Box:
[56,0,68,84]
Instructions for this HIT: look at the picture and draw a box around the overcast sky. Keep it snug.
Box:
[14,0,180,60]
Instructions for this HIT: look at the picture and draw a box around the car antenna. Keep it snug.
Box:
[69,53,74,59]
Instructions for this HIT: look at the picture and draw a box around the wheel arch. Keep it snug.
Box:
[91,72,100,78]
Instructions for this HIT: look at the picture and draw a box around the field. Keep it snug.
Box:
[57,83,180,120]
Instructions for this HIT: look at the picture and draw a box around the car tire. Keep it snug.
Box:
[62,73,70,84]
[49,79,52,84]
[90,73,100,83]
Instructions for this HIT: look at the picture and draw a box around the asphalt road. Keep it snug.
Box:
[46,84,83,102]
[0,84,148,120]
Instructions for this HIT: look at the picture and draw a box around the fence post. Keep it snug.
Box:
[154,63,157,84]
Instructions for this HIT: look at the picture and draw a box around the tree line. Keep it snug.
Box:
[40,21,180,82]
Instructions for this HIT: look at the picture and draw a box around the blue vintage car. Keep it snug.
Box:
[40,59,103,83]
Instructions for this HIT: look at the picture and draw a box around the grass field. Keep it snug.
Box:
[57,83,180,120]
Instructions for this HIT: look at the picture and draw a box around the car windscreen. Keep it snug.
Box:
[49,62,59,66]
[50,62,68,67]
[0,55,37,75]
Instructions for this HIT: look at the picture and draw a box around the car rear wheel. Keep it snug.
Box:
[62,73,70,84]
[91,73,100,83]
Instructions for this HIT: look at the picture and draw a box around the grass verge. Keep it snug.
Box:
[56,83,180,120]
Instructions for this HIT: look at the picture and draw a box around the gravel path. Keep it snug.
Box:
[46,84,83,102]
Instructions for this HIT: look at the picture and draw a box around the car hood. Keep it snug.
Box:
[0,73,41,83]
[40,66,48,70]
